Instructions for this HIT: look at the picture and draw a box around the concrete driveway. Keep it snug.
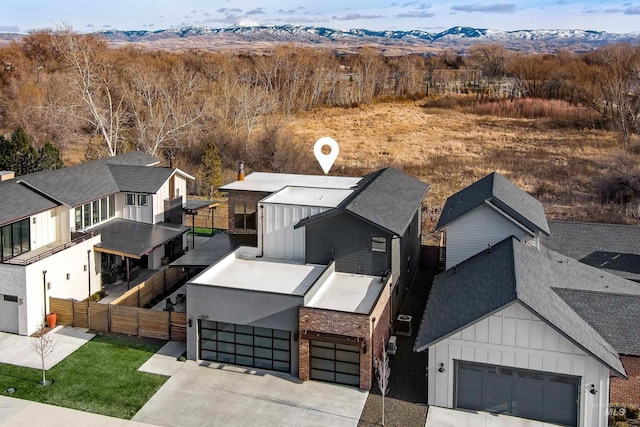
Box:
[426,407,564,427]
[133,360,368,427]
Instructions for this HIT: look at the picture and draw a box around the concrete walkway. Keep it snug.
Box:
[0,326,94,369]
[0,396,157,427]
[426,407,563,427]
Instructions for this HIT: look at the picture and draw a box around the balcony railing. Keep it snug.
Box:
[2,231,97,266]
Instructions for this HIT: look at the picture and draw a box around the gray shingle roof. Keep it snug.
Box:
[296,167,430,235]
[93,219,189,258]
[108,164,174,193]
[542,220,640,281]
[436,172,549,235]
[554,289,640,356]
[14,152,168,207]
[0,180,58,226]
[414,237,627,377]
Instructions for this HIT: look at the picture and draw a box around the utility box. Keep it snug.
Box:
[397,314,412,336]
[387,336,397,356]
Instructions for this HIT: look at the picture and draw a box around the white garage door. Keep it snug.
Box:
[0,294,19,334]
[455,360,580,426]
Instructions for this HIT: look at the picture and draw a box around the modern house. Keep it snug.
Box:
[186,167,430,389]
[415,171,640,427]
[0,152,192,336]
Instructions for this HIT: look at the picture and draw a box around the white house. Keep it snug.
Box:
[0,152,192,336]
[415,171,640,427]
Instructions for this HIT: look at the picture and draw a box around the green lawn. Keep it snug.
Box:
[0,334,168,419]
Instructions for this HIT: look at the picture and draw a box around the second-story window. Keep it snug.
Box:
[371,236,387,252]
[125,194,135,205]
[137,195,148,206]
[234,202,257,230]
[1,218,30,261]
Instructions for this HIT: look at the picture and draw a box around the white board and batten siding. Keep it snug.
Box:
[445,204,528,270]
[427,302,610,427]
[260,203,328,260]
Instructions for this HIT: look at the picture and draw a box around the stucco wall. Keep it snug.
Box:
[427,301,611,427]
[186,283,303,375]
[0,263,27,334]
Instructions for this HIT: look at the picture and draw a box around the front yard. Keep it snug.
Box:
[0,334,168,419]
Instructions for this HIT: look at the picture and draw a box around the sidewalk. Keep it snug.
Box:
[0,326,94,369]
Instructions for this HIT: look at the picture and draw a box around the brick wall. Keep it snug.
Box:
[611,355,640,406]
[224,190,269,234]
[298,277,392,390]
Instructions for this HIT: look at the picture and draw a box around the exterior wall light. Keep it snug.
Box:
[590,384,598,395]
[438,363,446,373]
[362,340,368,354]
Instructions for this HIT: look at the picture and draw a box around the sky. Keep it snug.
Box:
[1,1,639,34]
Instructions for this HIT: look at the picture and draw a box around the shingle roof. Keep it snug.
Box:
[542,220,640,281]
[108,164,174,193]
[554,289,640,356]
[296,167,430,235]
[436,172,549,235]
[414,237,627,377]
[14,152,171,207]
[93,219,189,258]
[0,180,58,226]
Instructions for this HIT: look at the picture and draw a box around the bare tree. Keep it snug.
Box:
[31,323,55,386]
[376,342,391,426]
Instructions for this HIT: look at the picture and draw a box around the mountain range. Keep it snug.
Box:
[4,25,640,54]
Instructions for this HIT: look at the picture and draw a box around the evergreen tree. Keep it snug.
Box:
[201,141,223,199]
[9,127,39,176]
[38,141,64,171]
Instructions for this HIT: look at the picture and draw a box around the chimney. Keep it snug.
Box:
[237,160,245,181]
[0,171,15,181]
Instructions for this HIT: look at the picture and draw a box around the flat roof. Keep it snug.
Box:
[307,272,384,314]
[260,186,353,208]
[220,172,361,193]
[170,233,257,268]
[190,247,326,296]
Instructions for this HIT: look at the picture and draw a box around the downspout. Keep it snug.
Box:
[256,204,264,258]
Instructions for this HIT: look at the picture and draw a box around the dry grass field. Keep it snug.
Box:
[288,100,628,235]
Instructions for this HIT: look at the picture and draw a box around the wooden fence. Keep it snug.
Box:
[50,297,187,342]
[111,267,182,308]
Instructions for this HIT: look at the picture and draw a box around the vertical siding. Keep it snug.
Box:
[261,204,327,259]
[445,205,527,270]
[427,302,610,427]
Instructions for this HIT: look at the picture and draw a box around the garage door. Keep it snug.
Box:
[455,360,580,426]
[0,294,19,334]
[199,320,291,373]
[310,340,360,387]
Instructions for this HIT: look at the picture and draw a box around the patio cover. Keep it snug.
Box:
[93,219,189,259]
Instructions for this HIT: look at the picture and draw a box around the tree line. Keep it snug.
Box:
[0,28,639,182]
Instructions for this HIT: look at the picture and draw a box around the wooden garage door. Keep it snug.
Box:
[310,340,360,387]
[0,294,19,334]
[455,360,580,426]
[199,320,291,373]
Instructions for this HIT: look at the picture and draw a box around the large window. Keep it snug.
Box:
[234,202,257,230]
[0,218,30,261]
[74,195,117,231]
[371,236,387,252]
[455,360,580,426]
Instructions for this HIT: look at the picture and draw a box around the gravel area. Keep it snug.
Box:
[358,267,437,427]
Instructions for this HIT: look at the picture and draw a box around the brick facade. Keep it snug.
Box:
[298,277,393,390]
[611,355,640,407]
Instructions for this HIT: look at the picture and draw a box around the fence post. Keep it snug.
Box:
[137,308,140,337]
[163,268,167,295]
[87,301,91,331]
[72,299,75,327]
[168,310,172,341]
[137,285,141,308]
[108,303,112,333]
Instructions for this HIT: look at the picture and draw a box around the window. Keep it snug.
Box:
[371,236,386,252]
[108,194,115,217]
[92,200,99,225]
[137,194,148,206]
[75,207,82,231]
[100,198,107,221]
[0,218,30,261]
[234,202,257,230]
[83,203,91,228]
[125,194,135,205]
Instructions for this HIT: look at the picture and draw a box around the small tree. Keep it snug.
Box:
[200,140,223,199]
[38,141,64,170]
[31,323,55,386]
[376,342,391,426]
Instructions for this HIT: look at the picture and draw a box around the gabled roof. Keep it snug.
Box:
[414,237,627,378]
[436,172,549,235]
[13,152,190,208]
[0,180,58,226]
[542,220,640,281]
[295,167,430,236]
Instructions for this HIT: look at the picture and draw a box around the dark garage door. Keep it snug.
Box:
[455,360,580,426]
[199,320,291,373]
[310,340,360,387]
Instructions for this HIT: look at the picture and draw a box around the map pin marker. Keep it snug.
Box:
[314,137,339,174]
